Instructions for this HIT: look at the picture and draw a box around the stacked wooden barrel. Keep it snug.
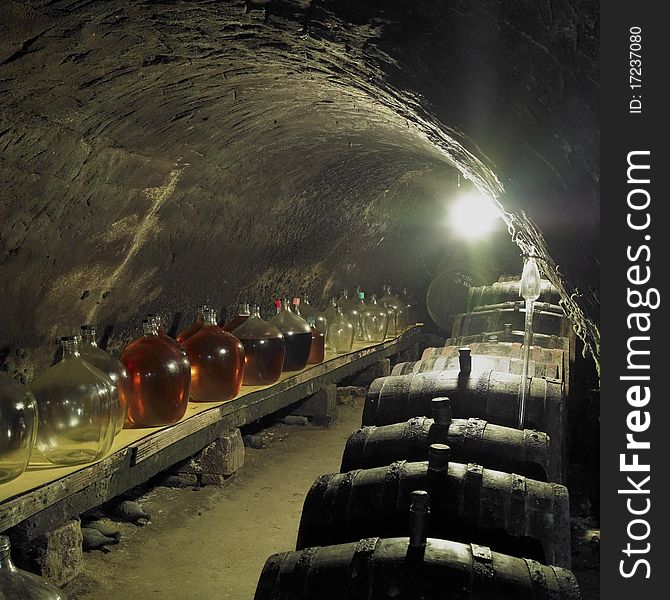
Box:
[254,276,581,599]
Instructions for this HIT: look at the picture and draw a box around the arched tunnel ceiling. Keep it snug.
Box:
[0,0,599,378]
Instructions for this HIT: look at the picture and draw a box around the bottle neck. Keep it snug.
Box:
[203,310,218,326]
[274,300,282,314]
[238,303,250,316]
[371,295,379,305]
[196,305,209,322]
[0,536,15,569]
[80,327,98,346]
[251,305,261,318]
[61,338,80,358]
[143,321,158,336]
[329,297,337,307]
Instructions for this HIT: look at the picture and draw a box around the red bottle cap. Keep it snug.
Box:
[292,297,300,306]
[274,299,282,308]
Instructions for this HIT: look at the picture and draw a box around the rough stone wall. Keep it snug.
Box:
[0,0,599,379]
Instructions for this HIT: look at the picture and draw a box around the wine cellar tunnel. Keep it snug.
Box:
[0,1,600,599]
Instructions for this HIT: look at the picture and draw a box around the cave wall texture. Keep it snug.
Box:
[0,0,599,381]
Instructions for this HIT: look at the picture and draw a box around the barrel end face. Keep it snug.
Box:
[553,566,582,600]
[340,427,371,472]
[254,552,288,600]
[296,472,339,550]
[362,378,384,426]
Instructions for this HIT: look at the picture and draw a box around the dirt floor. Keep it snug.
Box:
[63,401,364,600]
[63,397,600,600]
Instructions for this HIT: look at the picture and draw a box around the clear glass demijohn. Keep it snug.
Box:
[299,294,328,335]
[0,374,38,484]
[0,535,67,599]
[398,287,419,326]
[327,306,355,353]
[30,337,116,466]
[361,294,390,343]
[79,325,130,434]
[378,284,407,335]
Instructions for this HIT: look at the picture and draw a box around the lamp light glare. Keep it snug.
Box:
[448,191,502,239]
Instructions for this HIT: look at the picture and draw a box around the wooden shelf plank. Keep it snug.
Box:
[0,327,421,535]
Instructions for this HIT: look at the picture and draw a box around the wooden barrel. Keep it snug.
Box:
[451,304,573,340]
[255,537,580,600]
[413,342,569,395]
[297,456,571,567]
[472,300,564,315]
[340,413,553,481]
[467,278,561,312]
[447,329,575,366]
[392,354,559,380]
[363,370,566,481]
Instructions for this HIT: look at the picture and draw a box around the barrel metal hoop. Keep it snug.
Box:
[348,427,371,453]
[425,372,438,402]
[350,538,380,600]
[471,543,494,594]
[463,464,484,526]
[463,418,486,455]
[333,471,356,525]
[509,475,527,536]
[293,546,318,599]
[403,417,427,442]
[474,371,492,416]
[524,558,560,600]
[382,461,406,510]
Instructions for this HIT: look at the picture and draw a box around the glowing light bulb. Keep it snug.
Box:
[448,191,502,239]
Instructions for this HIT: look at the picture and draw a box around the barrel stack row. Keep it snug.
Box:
[254,276,581,599]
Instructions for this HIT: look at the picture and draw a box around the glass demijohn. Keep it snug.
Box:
[0,536,66,599]
[327,306,355,353]
[233,305,286,385]
[322,297,339,327]
[361,294,390,343]
[120,320,191,427]
[399,287,419,326]
[269,298,312,371]
[379,285,407,335]
[183,309,245,402]
[30,337,116,466]
[306,316,325,364]
[299,294,328,335]
[79,325,131,434]
[0,374,38,484]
